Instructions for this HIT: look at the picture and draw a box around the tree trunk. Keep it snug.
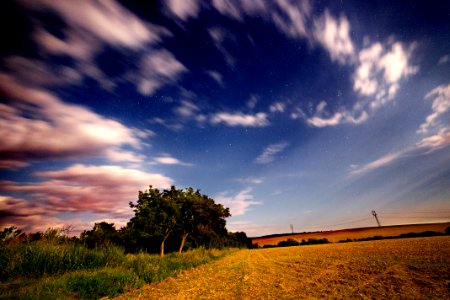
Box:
[160,239,165,257]
[160,230,171,257]
[178,233,189,254]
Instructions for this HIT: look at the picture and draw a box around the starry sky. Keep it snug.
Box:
[1,0,449,236]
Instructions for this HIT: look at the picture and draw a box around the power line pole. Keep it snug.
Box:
[371,210,381,227]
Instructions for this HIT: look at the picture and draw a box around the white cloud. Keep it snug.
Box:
[167,0,199,20]
[211,112,269,127]
[215,188,261,216]
[154,155,192,166]
[306,102,368,127]
[313,10,354,64]
[256,142,289,164]
[418,84,450,134]
[353,42,417,109]
[269,102,286,113]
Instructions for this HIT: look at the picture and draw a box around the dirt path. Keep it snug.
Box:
[115,236,450,299]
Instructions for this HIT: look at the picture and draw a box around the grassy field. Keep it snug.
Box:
[114,236,450,299]
[252,222,450,246]
[0,241,232,299]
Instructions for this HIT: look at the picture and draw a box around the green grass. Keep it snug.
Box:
[0,241,233,299]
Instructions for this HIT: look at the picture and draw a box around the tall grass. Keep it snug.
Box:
[0,241,232,299]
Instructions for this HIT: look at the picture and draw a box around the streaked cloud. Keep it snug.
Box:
[215,188,261,216]
[206,70,224,86]
[154,155,193,166]
[135,50,188,96]
[25,0,163,50]
[211,112,269,127]
[417,128,450,150]
[256,142,289,164]
[166,0,200,21]
[1,164,172,214]
[0,74,143,167]
[349,151,405,175]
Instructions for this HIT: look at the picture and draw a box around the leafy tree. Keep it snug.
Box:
[175,188,230,253]
[128,186,178,257]
[80,222,119,248]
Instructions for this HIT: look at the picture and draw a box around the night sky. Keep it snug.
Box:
[1,0,449,236]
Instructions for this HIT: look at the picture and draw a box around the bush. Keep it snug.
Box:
[277,238,300,247]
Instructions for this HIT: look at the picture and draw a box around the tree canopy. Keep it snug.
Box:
[126,186,231,256]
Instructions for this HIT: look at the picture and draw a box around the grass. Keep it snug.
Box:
[116,236,450,299]
[0,241,233,299]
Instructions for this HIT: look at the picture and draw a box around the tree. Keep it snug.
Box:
[128,186,179,257]
[80,222,119,248]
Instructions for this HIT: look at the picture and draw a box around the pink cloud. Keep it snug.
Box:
[0,74,143,166]
[1,164,173,232]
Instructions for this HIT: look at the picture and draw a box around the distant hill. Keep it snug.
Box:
[251,222,450,246]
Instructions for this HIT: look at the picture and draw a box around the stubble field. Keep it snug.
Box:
[114,236,450,299]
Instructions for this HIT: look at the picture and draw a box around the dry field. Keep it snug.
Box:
[252,222,450,246]
[114,236,450,299]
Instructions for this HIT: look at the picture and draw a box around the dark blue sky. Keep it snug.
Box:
[1,0,449,236]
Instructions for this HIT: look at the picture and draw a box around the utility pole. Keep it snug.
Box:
[371,210,381,227]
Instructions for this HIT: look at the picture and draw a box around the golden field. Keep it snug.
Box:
[114,236,450,299]
[252,222,450,246]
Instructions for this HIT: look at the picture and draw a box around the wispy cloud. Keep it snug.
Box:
[349,83,450,176]
[438,54,449,65]
[215,188,261,216]
[417,84,450,134]
[349,150,406,175]
[256,142,289,164]
[236,177,264,185]
[211,112,269,127]
[269,102,286,113]
[173,100,200,118]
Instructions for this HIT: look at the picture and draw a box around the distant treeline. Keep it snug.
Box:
[252,227,450,249]
[338,228,450,243]
[253,238,330,249]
